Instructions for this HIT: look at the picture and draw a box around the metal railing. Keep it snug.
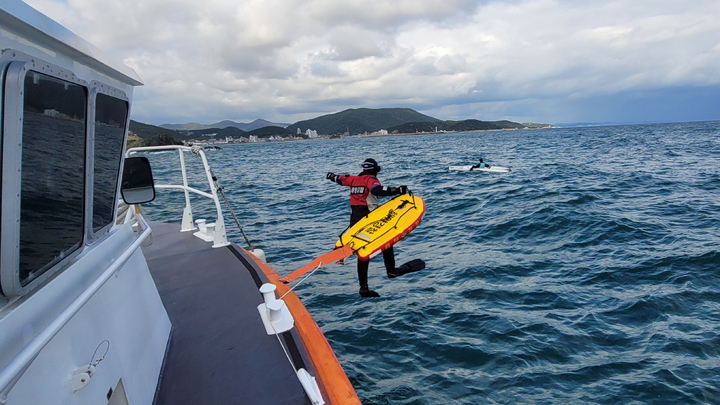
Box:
[126,145,230,248]
[0,146,257,401]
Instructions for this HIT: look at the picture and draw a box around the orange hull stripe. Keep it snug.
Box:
[247,251,362,405]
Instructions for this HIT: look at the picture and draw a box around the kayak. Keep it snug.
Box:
[449,165,511,172]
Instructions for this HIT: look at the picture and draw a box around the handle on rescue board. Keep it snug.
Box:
[279,244,355,284]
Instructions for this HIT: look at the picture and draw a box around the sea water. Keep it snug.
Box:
[141,121,720,404]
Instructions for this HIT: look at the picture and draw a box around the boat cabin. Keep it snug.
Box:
[0,2,359,404]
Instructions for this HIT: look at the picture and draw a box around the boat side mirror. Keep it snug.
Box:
[121,156,156,204]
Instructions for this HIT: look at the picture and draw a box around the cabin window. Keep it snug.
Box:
[19,71,87,285]
[93,94,128,232]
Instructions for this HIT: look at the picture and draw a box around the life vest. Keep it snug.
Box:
[339,173,381,210]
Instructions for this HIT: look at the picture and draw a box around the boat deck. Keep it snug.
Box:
[143,221,312,405]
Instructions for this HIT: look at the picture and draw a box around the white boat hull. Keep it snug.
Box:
[449,165,511,172]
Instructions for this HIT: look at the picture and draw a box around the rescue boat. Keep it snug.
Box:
[0,2,360,403]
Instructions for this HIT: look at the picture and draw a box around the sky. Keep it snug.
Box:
[24,0,720,126]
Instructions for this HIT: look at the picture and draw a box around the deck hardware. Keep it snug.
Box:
[260,283,277,306]
[71,365,95,391]
[257,283,294,335]
[267,301,283,322]
[180,205,196,232]
[71,331,109,391]
[297,368,325,405]
[249,248,267,263]
[193,219,216,242]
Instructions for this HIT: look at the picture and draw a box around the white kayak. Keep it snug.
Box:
[449,165,511,172]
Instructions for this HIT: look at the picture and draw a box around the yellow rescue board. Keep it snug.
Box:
[336,194,426,261]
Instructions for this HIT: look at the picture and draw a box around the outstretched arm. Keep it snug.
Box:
[326,172,345,185]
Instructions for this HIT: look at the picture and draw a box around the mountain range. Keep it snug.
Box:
[160,118,288,132]
[129,108,551,141]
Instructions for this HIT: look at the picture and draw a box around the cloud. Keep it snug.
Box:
[303,0,482,30]
[24,0,720,125]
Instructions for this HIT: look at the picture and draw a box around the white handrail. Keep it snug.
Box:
[0,215,153,403]
[126,145,229,247]
[155,185,213,200]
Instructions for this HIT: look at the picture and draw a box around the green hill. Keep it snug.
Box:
[386,121,445,133]
[386,119,525,134]
[127,120,186,147]
[128,119,296,144]
[130,121,248,140]
[129,120,184,139]
[445,119,525,132]
[287,108,441,135]
[183,126,295,138]
[184,127,246,138]
[246,126,294,137]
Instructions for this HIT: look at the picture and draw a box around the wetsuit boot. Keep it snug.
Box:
[387,259,426,278]
[359,285,380,298]
[358,259,380,297]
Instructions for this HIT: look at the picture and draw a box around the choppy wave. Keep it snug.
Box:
[142,121,720,404]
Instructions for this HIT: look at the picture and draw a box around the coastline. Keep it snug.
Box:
[359,126,558,138]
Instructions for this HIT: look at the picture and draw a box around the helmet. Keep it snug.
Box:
[361,158,381,172]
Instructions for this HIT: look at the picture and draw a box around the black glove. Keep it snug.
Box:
[326,172,338,182]
[398,185,409,194]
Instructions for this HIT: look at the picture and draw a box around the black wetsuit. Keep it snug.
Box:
[335,170,401,287]
[349,200,396,288]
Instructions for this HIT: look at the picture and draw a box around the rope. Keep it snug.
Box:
[339,195,414,247]
[216,182,254,250]
[267,262,331,405]
[262,263,325,398]
[346,197,417,247]
[209,170,254,250]
[335,190,416,248]
[266,300,323,404]
[90,340,110,367]
[266,281,326,404]
[279,261,325,300]
[268,304,296,369]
